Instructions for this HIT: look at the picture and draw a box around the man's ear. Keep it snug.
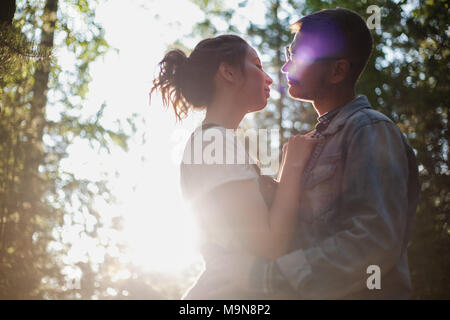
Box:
[217,62,236,83]
[330,59,350,84]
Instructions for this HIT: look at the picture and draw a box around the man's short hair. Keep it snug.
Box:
[290,8,373,84]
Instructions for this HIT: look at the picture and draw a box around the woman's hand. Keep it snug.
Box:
[283,135,318,171]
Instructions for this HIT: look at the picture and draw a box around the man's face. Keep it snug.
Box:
[281,32,334,102]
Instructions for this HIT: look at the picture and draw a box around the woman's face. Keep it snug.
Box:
[237,46,273,113]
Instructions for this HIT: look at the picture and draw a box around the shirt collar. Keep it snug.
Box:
[317,104,344,124]
[314,103,345,133]
[317,95,372,136]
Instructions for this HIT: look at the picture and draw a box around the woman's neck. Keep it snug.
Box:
[203,97,246,130]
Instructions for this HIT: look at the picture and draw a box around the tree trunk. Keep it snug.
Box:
[29,0,58,146]
[0,0,16,26]
[18,0,58,284]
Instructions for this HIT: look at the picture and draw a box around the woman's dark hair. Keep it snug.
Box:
[150,34,249,121]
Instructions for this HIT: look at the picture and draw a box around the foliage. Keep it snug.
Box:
[0,25,52,85]
[1,0,204,300]
[0,0,137,299]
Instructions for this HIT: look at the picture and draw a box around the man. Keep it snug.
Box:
[201,8,419,299]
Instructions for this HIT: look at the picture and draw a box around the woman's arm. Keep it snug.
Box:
[204,135,316,260]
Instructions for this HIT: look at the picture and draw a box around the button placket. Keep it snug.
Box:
[303,135,326,185]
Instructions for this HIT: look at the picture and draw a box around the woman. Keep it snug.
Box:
[150,35,316,299]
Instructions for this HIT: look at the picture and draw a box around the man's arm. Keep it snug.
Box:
[260,120,411,299]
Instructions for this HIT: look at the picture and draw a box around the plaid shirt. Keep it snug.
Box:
[310,106,344,137]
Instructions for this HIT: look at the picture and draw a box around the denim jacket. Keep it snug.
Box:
[251,95,420,299]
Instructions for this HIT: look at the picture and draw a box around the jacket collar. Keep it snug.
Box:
[320,95,371,136]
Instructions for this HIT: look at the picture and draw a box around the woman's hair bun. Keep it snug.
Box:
[150,49,191,121]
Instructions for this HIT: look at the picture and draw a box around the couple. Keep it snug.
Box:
[151,8,419,299]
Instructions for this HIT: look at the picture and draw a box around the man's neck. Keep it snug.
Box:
[313,88,356,116]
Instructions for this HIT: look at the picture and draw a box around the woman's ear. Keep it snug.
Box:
[329,59,350,84]
[218,62,237,83]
